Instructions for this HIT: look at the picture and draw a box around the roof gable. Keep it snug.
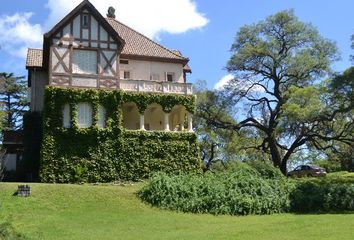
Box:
[44,0,124,47]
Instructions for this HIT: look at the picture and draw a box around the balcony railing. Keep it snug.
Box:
[119,80,193,95]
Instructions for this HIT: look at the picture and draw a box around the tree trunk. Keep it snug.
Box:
[268,137,287,175]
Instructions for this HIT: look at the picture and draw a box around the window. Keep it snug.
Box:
[123,71,131,79]
[63,104,70,128]
[98,105,106,128]
[77,102,92,128]
[72,50,97,74]
[83,14,89,28]
[150,73,160,81]
[166,72,174,82]
[119,60,129,64]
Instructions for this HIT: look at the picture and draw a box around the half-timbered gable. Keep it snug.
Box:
[26,0,194,113]
[44,0,125,89]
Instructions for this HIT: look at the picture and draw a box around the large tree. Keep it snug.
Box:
[201,10,353,174]
[194,81,269,171]
[0,72,27,130]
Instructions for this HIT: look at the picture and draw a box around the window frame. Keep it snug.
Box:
[72,49,98,75]
[77,102,93,128]
[82,14,90,28]
[123,70,131,80]
[166,72,175,82]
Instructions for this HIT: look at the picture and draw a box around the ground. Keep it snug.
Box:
[0,182,353,240]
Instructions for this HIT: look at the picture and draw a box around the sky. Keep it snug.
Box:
[1,0,354,89]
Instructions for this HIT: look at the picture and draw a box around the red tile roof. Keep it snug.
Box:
[26,18,189,68]
[26,49,43,68]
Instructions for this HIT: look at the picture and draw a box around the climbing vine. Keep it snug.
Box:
[40,86,200,183]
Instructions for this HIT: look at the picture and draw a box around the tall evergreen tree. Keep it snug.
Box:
[0,72,28,130]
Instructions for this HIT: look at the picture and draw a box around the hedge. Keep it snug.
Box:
[39,87,201,183]
[290,178,354,212]
[138,170,295,215]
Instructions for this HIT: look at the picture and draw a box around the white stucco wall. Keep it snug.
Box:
[119,59,184,83]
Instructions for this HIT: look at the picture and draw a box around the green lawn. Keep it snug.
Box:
[0,183,353,240]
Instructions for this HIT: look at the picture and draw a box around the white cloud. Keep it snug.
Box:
[0,0,207,61]
[214,74,234,90]
[0,12,43,58]
[214,74,265,92]
[45,0,208,39]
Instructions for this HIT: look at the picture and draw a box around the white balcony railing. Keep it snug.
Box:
[119,80,193,95]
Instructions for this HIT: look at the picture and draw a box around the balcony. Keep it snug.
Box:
[119,80,193,95]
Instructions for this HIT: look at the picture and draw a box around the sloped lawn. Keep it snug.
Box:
[0,183,353,240]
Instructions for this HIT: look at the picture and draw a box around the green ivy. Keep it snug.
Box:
[40,86,200,183]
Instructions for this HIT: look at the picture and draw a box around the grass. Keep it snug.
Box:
[0,182,354,240]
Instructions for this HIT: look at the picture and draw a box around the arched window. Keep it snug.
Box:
[98,105,106,128]
[62,103,70,128]
[77,102,92,128]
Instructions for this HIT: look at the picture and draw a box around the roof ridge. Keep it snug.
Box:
[106,18,187,60]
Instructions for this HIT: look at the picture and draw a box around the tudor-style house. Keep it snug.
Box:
[26,0,193,132]
[22,0,200,182]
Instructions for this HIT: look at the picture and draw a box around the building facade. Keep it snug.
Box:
[25,0,200,182]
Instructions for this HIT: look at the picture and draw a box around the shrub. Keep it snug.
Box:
[138,170,294,215]
[290,178,354,212]
[246,160,283,179]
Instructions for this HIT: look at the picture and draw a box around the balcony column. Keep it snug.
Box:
[187,112,193,132]
[164,112,170,131]
[140,114,145,130]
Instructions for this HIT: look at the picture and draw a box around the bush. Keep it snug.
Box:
[246,161,283,179]
[138,170,294,215]
[290,178,354,212]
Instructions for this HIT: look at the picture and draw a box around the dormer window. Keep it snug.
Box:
[82,14,89,28]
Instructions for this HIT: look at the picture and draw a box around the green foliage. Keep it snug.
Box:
[246,160,284,179]
[0,72,27,130]
[290,178,354,212]
[202,9,345,175]
[313,159,342,173]
[40,87,200,182]
[139,169,294,216]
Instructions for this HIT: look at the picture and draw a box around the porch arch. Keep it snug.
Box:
[122,102,140,130]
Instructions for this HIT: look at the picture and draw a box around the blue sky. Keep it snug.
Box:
[1,0,354,88]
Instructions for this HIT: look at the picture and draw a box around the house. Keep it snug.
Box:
[25,0,200,182]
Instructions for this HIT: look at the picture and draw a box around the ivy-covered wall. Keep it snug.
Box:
[40,87,201,182]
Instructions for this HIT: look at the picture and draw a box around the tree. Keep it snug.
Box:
[194,81,269,171]
[201,10,353,174]
[0,73,28,130]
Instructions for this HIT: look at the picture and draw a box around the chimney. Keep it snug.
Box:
[107,6,116,19]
